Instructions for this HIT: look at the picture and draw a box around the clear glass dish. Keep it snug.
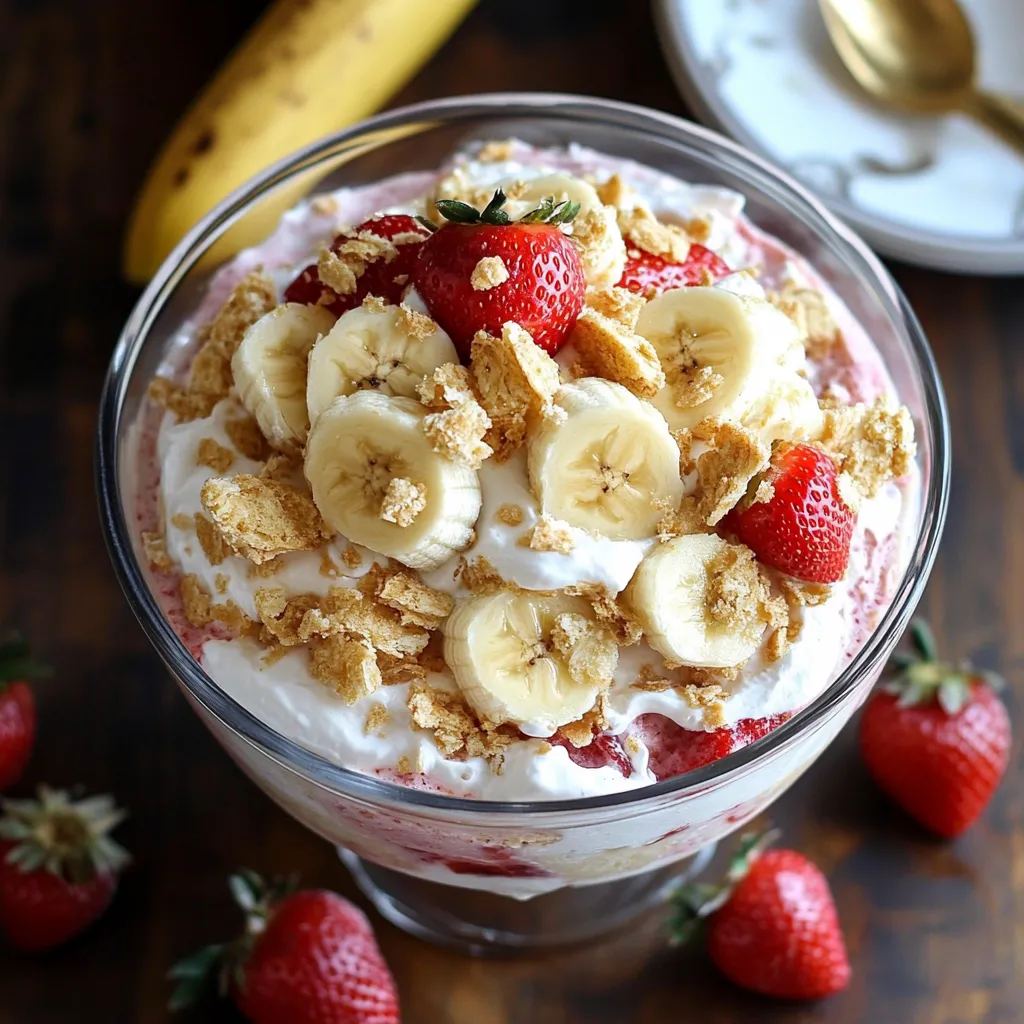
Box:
[97,93,950,954]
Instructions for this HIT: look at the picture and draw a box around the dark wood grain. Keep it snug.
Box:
[0,1,1020,1021]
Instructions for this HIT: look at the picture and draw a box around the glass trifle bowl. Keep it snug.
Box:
[97,94,949,953]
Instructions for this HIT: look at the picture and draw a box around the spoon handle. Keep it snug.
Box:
[965,90,1024,157]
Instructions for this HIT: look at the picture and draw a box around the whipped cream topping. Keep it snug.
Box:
[144,142,917,802]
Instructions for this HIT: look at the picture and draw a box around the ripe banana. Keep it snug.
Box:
[304,391,480,570]
[636,286,806,433]
[527,377,684,541]
[306,302,458,426]
[123,0,477,283]
[496,173,625,286]
[624,534,767,669]
[444,591,612,733]
[232,302,336,450]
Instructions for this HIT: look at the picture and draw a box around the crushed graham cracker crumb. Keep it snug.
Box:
[423,401,493,469]
[214,573,229,595]
[379,478,427,528]
[705,543,768,635]
[319,549,339,578]
[377,652,428,686]
[340,545,362,570]
[194,512,231,566]
[171,513,192,531]
[570,204,627,285]
[259,452,303,485]
[362,295,388,314]
[417,363,476,409]
[679,683,727,728]
[818,398,916,499]
[142,531,172,572]
[470,322,560,461]
[456,556,509,594]
[521,515,576,554]
[200,474,331,564]
[364,703,391,735]
[695,421,770,526]
[308,635,382,704]
[672,428,696,477]
[225,413,271,462]
[249,557,281,578]
[360,565,454,630]
[673,365,726,411]
[317,234,397,296]
[477,139,516,162]
[585,285,645,328]
[470,255,509,291]
[496,504,524,526]
[595,174,633,209]
[617,206,692,262]
[550,613,618,688]
[769,282,841,360]
[407,684,515,770]
[570,305,665,399]
[179,574,258,636]
[558,694,611,749]
[753,480,775,505]
[779,576,833,608]
[197,437,235,473]
[563,582,642,646]
[396,304,438,341]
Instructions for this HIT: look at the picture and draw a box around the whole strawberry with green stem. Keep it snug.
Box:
[414,188,586,358]
[859,619,1011,838]
[0,633,48,792]
[671,831,851,1001]
[0,785,130,951]
[169,870,399,1024]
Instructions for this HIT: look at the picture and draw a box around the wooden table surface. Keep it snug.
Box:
[1,1,1021,1021]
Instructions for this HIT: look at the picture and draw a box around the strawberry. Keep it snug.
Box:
[725,442,855,584]
[859,620,1011,838]
[283,213,428,315]
[0,634,48,792]
[630,713,790,781]
[0,786,130,951]
[617,241,730,297]
[169,870,399,1024]
[414,189,586,357]
[672,832,851,1000]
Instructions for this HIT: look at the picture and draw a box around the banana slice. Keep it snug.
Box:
[232,303,336,450]
[636,286,803,432]
[306,303,458,427]
[624,534,767,669]
[497,173,626,286]
[444,591,611,733]
[305,391,480,570]
[527,378,684,541]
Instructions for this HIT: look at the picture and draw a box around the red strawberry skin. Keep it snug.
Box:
[0,841,117,952]
[234,890,399,1024]
[415,222,585,357]
[859,682,1011,837]
[0,682,36,792]
[707,849,851,1000]
[283,214,427,316]
[726,443,855,584]
[631,713,790,781]
[617,241,730,296]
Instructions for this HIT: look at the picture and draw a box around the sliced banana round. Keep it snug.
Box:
[624,534,767,669]
[740,371,823,443]
[527,378,684,541]
[496,173,626,286]
[636,286,804,431]
[444,591,610,733]
[304,391,480,571]
[232,303,336,450]
[306,303,458,427]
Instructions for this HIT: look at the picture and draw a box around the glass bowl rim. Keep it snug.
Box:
[96,92,950,817]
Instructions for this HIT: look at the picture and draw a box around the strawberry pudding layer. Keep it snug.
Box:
[135,140,918,803]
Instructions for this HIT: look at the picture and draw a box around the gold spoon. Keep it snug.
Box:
[818,0,1024,155]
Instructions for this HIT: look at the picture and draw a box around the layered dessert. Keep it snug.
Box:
[136,139,917,806]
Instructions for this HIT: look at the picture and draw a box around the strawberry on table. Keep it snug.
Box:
[724,441,855,584]
[859,620,1011,838]
[617,241,730,297]
[414,189,586,358]
[283,213,429,315]
[0,786,130,952]
[0,634,48,793]
[169,870,399,1024]
[672,832,851,1000]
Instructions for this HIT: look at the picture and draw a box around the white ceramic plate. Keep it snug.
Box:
[655,0,1024,274]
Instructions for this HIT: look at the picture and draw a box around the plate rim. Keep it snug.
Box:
[653,0,1024,275]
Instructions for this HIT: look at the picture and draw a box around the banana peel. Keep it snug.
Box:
[124,0,477,284]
